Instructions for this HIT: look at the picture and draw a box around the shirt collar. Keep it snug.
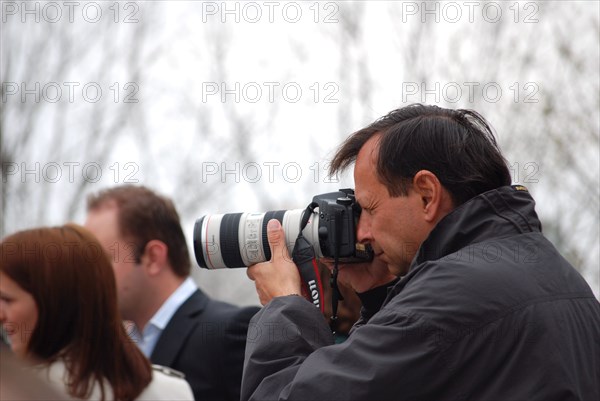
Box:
[147,277,197,331]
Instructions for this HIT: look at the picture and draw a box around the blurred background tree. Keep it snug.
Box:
[2,1,598,304]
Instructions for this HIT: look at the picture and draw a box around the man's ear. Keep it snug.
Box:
[412,170,446,224]
[140,240,169,276]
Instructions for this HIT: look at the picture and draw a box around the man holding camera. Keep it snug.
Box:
[85,185,259,401]
[243,104,600,400]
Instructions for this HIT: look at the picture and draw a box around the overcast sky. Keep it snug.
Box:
[2,1,599,302]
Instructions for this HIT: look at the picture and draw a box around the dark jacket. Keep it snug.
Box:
[151,289,260,401]
[242,186,600,401]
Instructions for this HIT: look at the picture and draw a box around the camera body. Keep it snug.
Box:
[311,189,372,262]
[193,188,372,269]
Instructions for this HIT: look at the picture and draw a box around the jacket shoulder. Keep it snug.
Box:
[151,364,186,379]
[137,365,194,401]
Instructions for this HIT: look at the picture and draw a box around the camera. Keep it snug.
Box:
[193,189,373,269]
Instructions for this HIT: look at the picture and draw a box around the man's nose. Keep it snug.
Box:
[356,215,372,244]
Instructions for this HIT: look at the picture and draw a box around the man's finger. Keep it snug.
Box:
[247,265,256,281]
[266,219,290,262]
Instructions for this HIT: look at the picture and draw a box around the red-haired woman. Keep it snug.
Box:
[0,224,194,401]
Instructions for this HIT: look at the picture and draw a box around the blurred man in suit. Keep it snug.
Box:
[85,185,259,401]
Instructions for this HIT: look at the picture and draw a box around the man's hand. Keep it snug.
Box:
[321,257,397,294]
[247,219,302,305]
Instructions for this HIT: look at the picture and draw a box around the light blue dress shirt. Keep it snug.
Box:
[130,277,197,358]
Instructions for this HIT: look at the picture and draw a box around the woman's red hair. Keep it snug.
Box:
[0,224,152,400]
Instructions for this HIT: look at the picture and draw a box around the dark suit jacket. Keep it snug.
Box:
[150,288,260,401]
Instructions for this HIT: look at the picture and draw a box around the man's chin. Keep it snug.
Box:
[386,262,408,277]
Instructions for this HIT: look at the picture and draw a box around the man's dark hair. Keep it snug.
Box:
[87,185,191,277]
[330,104,512,205]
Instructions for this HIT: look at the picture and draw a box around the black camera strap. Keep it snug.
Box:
[292,202,324,313]
[330,209,345,335]
[292,202,346,335]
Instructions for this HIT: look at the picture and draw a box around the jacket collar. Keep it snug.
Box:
[411,185,542,268]
[150,289,208,366]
